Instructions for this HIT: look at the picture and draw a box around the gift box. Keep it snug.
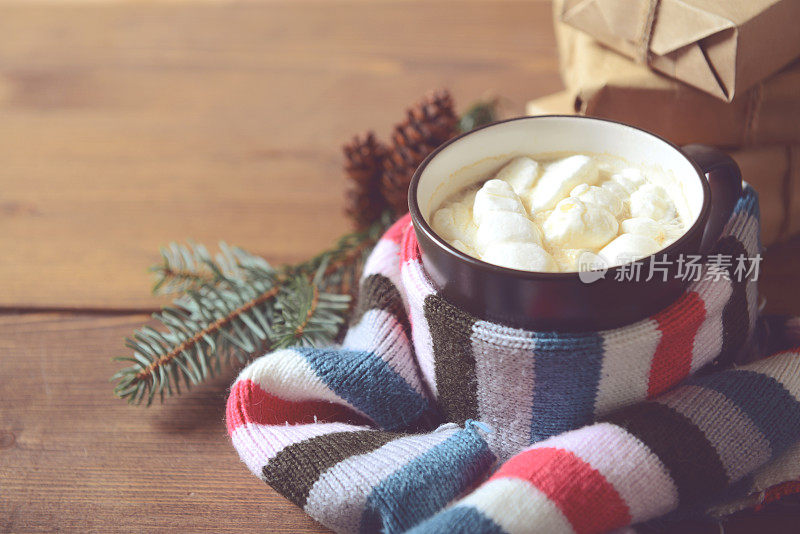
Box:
[730,144,800,247]
[526,92,800,247]
[551,12,800,147]
[560,0,800,102]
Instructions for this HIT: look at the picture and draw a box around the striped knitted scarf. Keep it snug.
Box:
[227,185,800,533]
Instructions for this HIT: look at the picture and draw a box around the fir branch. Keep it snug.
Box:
[459,97,500,133]
[134,285,281,383]
[151,242,272,295]
[113,90,495,406]
[112,214,391,405]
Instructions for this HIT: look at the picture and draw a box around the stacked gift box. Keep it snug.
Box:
[528,0,800,247]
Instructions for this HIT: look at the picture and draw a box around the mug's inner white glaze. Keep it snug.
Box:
[416,117,704,243]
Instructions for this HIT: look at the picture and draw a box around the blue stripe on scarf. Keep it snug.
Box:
[530,333,605,442]
[688,369,800,454]
[406,505,506,534]
[294,347,429,431]
[734,185,759,218]
[359,426,495,534]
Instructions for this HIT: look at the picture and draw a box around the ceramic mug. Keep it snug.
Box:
[408,116,742,331]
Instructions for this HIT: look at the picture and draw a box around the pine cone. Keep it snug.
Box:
[344,183,385,229]
[381,148,420,216]
[343,132,389,228]
[343,132,388,186]
[382,89,459,215]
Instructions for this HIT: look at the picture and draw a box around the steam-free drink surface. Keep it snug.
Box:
[431,154,687,272]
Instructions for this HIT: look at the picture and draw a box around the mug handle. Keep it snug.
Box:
[682,144,743,253]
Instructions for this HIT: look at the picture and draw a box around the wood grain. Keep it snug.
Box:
[0,313,328,533]
[0,0,560,310]
[1,1,799,533]
[1,312,799,534]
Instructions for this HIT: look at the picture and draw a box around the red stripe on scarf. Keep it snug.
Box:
[490,446,631,534]
[383,213,411,245]
[756,480,800,511]
[400,219,421,264]
[226,379,366,434]
[648,291,706,397]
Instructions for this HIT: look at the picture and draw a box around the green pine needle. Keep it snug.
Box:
[112,213,391,405]
[112,94,496,406]
[459,97,500,133]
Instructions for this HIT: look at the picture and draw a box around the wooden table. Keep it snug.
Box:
[1,1,798,532]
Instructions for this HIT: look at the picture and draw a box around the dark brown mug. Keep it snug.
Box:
[408,116,742,331]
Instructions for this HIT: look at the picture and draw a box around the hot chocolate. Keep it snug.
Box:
[431,153,687,272]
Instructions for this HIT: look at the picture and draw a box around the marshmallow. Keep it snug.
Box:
[600,180,630,203]
[570,183,623,216]
[630,183,676,222]
[618,167,646,187]
[481,242,558,272]
[432,202,476,243]
[495,156,540,195]
[575,250,607,272]
[473,179,527,225]
[599,233,661,266]
[432,154,687,273]
[610,173,640,194]
[528,155,599,212]
[542,197,618,250]
[450,239,474,256]
[475,211,542,253]
[620,217,667,244]
[552,249,607,272]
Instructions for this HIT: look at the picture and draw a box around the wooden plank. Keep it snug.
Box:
[0,0,561,310]
[1,2,799,533]
[0,312,329,533]
[3,312,799,533]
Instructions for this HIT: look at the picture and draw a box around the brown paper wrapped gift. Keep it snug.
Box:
[552,12,800,147]
[526,93,799,247]
[560,0,800,102]
[730,145,800,248]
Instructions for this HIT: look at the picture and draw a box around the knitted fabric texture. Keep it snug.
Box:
[227,185,800,533]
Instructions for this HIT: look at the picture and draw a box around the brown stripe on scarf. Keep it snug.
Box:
[262,430,399,508]
[424,293,479,424]
[603,402,729,506]
[351,274,411,335]
[716,236,751,368]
